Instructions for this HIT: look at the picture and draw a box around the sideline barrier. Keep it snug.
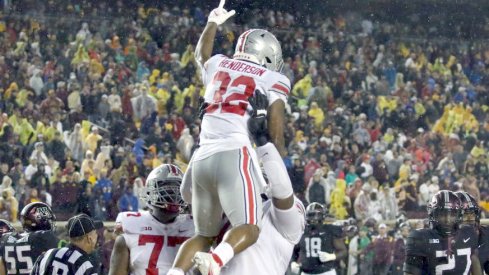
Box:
[10,219,489,231]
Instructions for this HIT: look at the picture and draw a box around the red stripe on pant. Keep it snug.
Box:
[241,147,255,225]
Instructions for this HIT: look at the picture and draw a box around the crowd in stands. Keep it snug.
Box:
[0,1,488,234]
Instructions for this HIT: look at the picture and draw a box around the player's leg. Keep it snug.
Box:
[217,147,263,253]
[170,156,223,274]
[194,147,263,271]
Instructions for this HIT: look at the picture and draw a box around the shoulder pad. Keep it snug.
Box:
[116,211,147,234]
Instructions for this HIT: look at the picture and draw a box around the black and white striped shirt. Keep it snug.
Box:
[30,244,98,275]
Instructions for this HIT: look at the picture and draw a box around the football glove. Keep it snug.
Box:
[208,0,236,26]
[247,90,269,146]
[290,261,301,274]
[197,96,209,120]
[318,251,336,262]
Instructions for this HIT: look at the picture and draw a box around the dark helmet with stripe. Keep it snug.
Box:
[143,164,185,213]
[0,219,15,237]
[427,190,462,236]
[20,202,56,232]
[306,202,325,225]
[455,191,480,227]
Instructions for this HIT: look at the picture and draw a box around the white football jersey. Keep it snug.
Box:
[195,54,290,161]
[221,198,305,275]
[115,211,194,275]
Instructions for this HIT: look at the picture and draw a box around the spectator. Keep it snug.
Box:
[0,175,14,196]
[8,159,23,186]
[65,123,85,162]
[359,155,373,179]
[30,142,48,165]
[48,131,67,163]
[39,89,65,120]
[29,69,44,98]
[305,168,328,205]
[0,188,18,222]
[68,89,82,112]
[354,182,372,221]
[132,87,156,122]
[418,176,440,207]
[25,188,42,205]
[378,184,398,220]
[391,223,410,275]
[345,165,359,186]
[29,163,50,192]
[362,223,394,275]
[85,127,103,154]
[107,87,122,113]
[132,177,146,210]
[94,169,112,207]
[117,186,138,212]
[100,228,116,274]
[356,226,373,274]
[288,154,305,195]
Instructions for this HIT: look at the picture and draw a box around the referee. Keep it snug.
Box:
[31,214,103,275]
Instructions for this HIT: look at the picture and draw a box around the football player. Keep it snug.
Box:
[109,164,194,275]
[291,203,347,275]
[0,219,15,275]
[0,202,59,275]
[171,0,291,274]
[403,190,482,275]
[455,191,489,273]
[171,92,304,275]
[0,219,14,238]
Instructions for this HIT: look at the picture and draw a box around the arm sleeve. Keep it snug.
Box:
[270,197,306,244]
[255,142,293,199]
[266,74,290,105]
[403,230,427,273]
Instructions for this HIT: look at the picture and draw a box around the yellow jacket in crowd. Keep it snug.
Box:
[308,102,325,130]
[329,179,349,220]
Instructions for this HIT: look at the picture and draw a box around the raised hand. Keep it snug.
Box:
[208,0,236,26]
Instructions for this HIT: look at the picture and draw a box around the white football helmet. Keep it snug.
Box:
[143,164,186,213]
[233,29,284,72]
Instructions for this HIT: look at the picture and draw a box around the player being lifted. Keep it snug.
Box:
[173,92,304,275]
[403,190,482,275]
[109,164,194,275]
[168,0,290,274]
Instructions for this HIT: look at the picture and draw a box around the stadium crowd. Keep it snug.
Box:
[0,0,488,273]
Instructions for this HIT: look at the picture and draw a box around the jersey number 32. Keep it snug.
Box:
[206,71,256,116]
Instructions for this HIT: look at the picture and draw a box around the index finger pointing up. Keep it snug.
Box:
[218,0,226,9]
